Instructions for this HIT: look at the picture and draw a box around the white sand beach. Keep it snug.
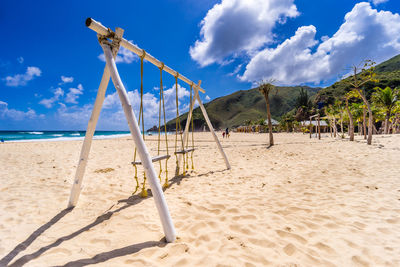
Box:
[0,132,399,266]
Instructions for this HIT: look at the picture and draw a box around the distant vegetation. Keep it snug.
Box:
[150,54,400,141]
[158,85,319,131]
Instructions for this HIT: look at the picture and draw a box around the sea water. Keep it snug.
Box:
[0,131,133,142]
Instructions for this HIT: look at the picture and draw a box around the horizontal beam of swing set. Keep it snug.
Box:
[86,18,205,94]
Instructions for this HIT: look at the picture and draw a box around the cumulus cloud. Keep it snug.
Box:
[240,2,400,85]
[0,100,40,121]
[102,83,190,129]
[98,46,138,64]
[60,76,74,84]
[65,84,84,104]
[56,103,92,126]
[4,66,41,87]
[190,0,299,67]
[371,0,389,5]
[39,87,64,108]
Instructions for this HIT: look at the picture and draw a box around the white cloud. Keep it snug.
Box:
[190,0,299,67]
[60,76,74,84]
[371,0,389,5]
[228,64,243,76]
[102,83,190,129]
[39,87,64,108]
[98,46,138,64]
[17,57,24,64]
[4,66,41,87]
[205,95,211,101]
[240,2,400,85]
[56,103,92,126]
[0,100,40,121]
[65,84,83,104]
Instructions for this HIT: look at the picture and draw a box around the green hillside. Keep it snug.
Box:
[317,55,400,104]
[160,86,320,131]
[150,54,400,132]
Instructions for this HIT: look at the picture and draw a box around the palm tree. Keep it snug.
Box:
[294,87,313,121]
[258,81,276,146]
[372,86,399,134]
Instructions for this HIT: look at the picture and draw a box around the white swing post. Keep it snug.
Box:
[193,86,231,170]
[68,28,124,208]
[101,40,175,243]
[178,82,231,172]
[67,23,176,243]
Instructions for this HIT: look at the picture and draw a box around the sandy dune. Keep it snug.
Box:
[0,132,399,266]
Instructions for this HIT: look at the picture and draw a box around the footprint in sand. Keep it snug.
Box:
[229,224,253,235]
[276,230,307,244]
[377,227,390,234]
[226,208,240,214]
[314,242,336,255]
[189,222,208,236]
[351,255,369,266]
[45,247,72,256]
[248,238,275,248]
[233,214,257,221]
[90,238,111,246]
[283,243,296,256]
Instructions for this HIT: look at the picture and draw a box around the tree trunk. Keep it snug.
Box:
[384,112,390,134]
[340,116,344,138]
[363,107,367,140]
[333,117,337,138]
[365,103,373,144]
[262,92,274,146]
[358,122,362,136]
[345,99,354,141]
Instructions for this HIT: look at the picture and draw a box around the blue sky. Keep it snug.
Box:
[1,0,399,130]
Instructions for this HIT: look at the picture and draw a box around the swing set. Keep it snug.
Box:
[67,18,230,243]
[131,55,197,198]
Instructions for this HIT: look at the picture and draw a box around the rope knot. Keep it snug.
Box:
[140,49,146,60]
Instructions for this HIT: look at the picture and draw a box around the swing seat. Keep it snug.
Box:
[174,148,195,155]
[131,154,171,165]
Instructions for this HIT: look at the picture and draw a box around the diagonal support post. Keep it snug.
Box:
[193,87,231,170]
[101,41,176,242]
[68,28,124,208]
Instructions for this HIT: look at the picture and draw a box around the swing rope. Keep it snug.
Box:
[190,84,195,170]
[132,50,148,197]
[174,74,186,176]
[159,63,170,189]
[139,50,147,197]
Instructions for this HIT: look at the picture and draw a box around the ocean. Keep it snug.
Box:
[0,131,132,142]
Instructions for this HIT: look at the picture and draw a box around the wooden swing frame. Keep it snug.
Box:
[67,18,231,243]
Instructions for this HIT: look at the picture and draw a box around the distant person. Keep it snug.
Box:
[225,128,230,138]
[1,138,4,143]
[222,132,225,138]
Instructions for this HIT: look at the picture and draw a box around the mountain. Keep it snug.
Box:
[317,54,400,104]
[158,86,320,131]
[151,54,400,132]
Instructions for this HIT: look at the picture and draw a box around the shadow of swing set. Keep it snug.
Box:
[66,18,231,243]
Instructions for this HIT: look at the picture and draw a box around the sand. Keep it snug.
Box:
[0,132,399,266]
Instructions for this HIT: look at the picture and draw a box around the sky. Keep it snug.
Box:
[1,0,400,130]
